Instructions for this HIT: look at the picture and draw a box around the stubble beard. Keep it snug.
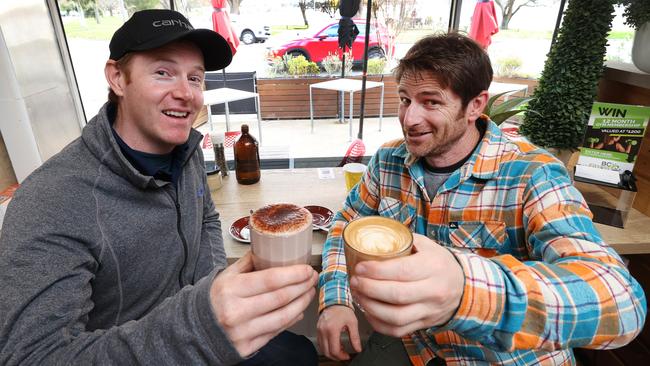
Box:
[405,110,468,159]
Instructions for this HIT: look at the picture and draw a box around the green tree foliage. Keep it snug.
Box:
[316,0,340,17]
[520,0,616,150]
[618,0,650,29]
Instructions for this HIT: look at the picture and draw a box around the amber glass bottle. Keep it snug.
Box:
[233,124,260,184]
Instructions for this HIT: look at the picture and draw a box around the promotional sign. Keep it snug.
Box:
[577,102,649,176]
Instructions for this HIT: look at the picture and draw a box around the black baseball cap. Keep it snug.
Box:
[109,9,232,71]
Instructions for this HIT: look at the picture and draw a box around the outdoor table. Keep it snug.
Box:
[203,87,263,143]
[212,168,347,264]
[309,78,385,141]
[211,168,650,264]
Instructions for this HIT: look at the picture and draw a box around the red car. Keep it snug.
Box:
[267,19,394,65]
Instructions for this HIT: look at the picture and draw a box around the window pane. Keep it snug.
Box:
[606,4,634,64]
[458,0,564,80]
[58,0,171,121]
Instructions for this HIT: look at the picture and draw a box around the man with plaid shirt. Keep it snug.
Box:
[316,33,646,366]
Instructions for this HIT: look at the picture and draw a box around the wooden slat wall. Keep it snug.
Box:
[257,75,536,121]
[493,76,539,96]
[258,76,400,120]
[597,78,650,216]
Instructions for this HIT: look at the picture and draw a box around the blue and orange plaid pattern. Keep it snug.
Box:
[318,118,646,365]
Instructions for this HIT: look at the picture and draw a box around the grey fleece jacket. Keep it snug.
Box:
[0,103,243,365]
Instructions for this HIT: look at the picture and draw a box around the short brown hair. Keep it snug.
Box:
[394,33,493,108]
[107,53,135,104]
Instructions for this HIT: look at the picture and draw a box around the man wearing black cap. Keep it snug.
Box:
[0,9,318,365]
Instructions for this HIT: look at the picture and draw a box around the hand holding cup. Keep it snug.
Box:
[348,233,464,338]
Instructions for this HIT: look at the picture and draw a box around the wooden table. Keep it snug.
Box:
[211,168,650,262]
[212,168,347,264]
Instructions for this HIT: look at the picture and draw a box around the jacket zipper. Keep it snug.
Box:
[166,188,189,288]
[174,200,189,287]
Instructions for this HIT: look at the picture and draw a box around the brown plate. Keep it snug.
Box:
[229,216,251,243]
[304,205,334,230]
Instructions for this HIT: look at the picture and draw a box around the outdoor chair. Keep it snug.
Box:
[224,131,242,148]
[337,138,366,167]
[203,71,263,143]
[204,71,259,115]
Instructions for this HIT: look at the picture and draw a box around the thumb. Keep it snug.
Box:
[221,250,254,276]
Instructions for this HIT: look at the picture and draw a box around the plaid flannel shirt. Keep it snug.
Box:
[318,118,646,365]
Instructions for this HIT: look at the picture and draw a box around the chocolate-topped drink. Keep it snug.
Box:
[343,216,413,277]
[249,203,313,270]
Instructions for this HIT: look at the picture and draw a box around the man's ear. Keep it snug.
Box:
[105,60,125,97]
[467,90,489,121]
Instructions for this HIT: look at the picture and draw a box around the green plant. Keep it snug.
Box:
[321,51,353,76]
[483,91,538,125]
[495,56,523,78]
[367,58,387,75]
[618,0,650,29]
[520,0,616,150]
[286,55,320,76]
[268,56,287,76]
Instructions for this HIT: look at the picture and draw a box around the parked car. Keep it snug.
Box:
[266,19,394,65]
[231,16,271,44]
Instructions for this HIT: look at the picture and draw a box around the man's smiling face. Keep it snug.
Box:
[397,71,481,167]
[109,40,205,154]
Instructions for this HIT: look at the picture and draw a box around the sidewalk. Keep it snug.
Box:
[196,114,404,165]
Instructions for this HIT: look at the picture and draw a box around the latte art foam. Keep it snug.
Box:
[343,216,413,278]
[350,224,407,254]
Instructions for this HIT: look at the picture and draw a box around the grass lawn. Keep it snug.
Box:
[62,16,124,40]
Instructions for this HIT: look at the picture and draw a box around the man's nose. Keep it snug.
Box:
[172,78,194,101]
[402,103,424,128]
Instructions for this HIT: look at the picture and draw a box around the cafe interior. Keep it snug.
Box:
[1,0,650,365]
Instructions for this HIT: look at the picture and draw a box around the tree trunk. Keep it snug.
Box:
[229,0,241,15]
[93,0,100,24]
[300,4,309,26]
[501,15,511,30]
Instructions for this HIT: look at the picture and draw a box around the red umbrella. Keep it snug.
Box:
[469,0,499,49]
[211,0,239,55]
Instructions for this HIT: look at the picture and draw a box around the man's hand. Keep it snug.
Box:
[317,305,362,361]
[209,251,318,357]
[349,233,464,338]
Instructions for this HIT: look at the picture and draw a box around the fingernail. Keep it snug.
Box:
[355,263,366,275]
[349,276,358,287]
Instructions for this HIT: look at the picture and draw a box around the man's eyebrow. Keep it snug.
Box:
[398,88,442,98]
[153,58,205,72]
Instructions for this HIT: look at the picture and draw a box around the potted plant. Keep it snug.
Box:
[619,0,650,72]
[519,0,616,164]
[483,91,537,125]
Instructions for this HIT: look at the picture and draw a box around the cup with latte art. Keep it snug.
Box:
[342,216,413,278]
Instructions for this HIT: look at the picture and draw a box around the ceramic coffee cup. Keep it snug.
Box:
[249,203,313,270]
[343,216,413,278]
